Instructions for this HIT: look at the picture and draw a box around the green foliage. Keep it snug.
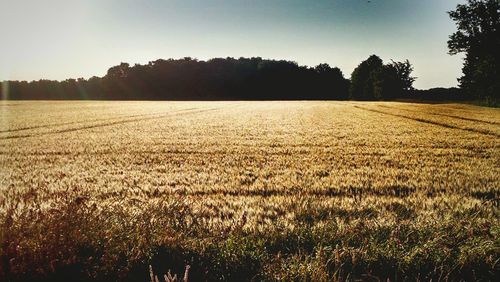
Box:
[350,56,415,100]
[374,65,400,100]
[448,0,500,101]
[349,55,383,100]
[3,195,497,281]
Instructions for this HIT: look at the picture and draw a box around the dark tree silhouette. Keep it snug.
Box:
[350,55,384,100]
[350,55,415,100]
[374,60,416,100]
[1,57,351,101]
[0,56,421,101]
[315,64,350,100]
[391,60,416,92]
[448,0,500,102]
[411,87,465,101]
[374,64,400,100]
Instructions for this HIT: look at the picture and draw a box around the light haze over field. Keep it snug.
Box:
[1,0,465,89]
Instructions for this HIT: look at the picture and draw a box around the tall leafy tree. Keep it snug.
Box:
[315,64,350,99]
[350,55,383,100]
[391,60,416,92]
[373,65,400,100]
[448,0,500,101]
[374,60,416,100]
[350,56,414,100]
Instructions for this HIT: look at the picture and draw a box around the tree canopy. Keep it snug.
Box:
[448,0,500,101]
[350,56,415,100]
[1,56,419,101]
[1,57,351,100]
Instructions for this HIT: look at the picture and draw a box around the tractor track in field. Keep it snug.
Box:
[0,107,226,141]
[0,108,199,134]
[354,105,500,138]
[377,105,500,125]
[129,186,420,198]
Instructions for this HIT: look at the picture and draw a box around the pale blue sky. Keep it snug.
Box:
[0,0,465,89]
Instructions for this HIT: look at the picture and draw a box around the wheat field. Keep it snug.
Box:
[1,101,499,281]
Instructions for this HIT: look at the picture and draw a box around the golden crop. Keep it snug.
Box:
[0,101,498,281]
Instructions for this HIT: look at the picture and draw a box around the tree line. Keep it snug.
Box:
[1,56,414,101]
[0,0,497,102]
